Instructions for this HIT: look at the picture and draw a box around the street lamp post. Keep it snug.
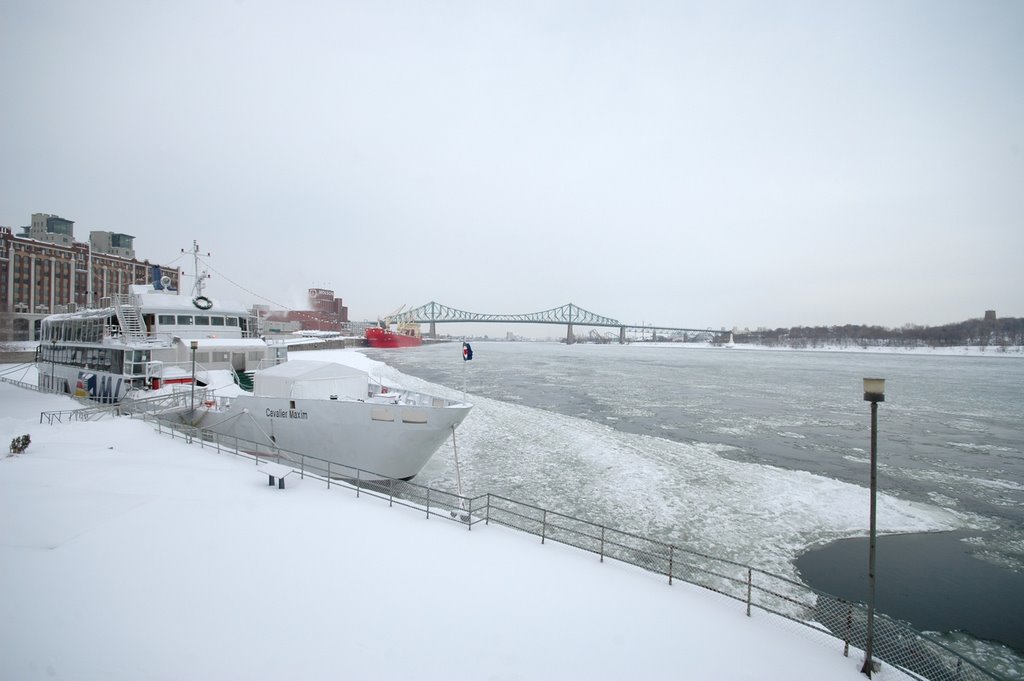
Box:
[50,338,57,393]
[861,377,885,678]
[190,340,199,411]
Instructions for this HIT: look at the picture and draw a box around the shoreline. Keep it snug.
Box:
[626,341,1024,357]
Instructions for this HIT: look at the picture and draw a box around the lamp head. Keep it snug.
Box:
[863,377,885,402]
[190,340,199,350]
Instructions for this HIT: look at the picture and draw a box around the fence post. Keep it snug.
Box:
[426,488,431,519]
[600,526,605,563]
[356,469,361,498]
[389,478,394,507]
[301,456,305,480]
[467,495,472,531]
[485,493,491,525]
[541,509,547,544]
[668,545,674,585]
[844,603,852,657]
[327,461,331,488]
[746,568,752,617]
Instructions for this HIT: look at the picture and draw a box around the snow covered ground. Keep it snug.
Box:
[0,377,911,680]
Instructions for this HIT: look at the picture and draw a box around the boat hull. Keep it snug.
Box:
[365,327,422,348]
[194,395,470,481]
[38,364,130,403]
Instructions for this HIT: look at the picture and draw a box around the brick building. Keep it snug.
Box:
[261,288,350,333]
[0,214,180,341]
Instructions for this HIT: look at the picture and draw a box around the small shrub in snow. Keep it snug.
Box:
[9,434,30,454]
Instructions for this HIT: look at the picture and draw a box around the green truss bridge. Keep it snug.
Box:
[385,301,729,344]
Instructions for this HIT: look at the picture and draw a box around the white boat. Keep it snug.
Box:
[191,360,472,481]
[36,278,284,402]
[36,257,471,482]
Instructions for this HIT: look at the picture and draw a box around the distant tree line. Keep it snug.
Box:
[734,316,1024,349]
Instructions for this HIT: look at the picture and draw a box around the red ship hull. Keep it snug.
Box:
[365,327,423,348]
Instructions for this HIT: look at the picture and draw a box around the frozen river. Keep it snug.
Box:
[355,341,1024,675]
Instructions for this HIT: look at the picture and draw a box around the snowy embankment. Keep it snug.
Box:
[0,377,913,680]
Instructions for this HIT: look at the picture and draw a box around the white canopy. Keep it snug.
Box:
[252,360,368,399]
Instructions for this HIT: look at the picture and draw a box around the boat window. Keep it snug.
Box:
[158,315,174,325]
[194,315,210,325]
[226,317,238,327]
[177,315,194,325]
[210,317,225,326]
[401,410,428,424]
[371,407,395,422]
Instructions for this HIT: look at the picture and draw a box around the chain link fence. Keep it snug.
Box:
[40,407,1006,681]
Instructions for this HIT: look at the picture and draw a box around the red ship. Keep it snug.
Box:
[365,324,423,348]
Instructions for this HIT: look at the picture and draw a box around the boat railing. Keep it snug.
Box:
[117,412,999,681]
[103,324,176,346]
[366,388,462,409]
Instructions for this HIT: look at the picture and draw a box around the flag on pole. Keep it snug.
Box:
[462,342,473,361]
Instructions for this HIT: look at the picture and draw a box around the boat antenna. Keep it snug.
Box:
[182,240,211,299]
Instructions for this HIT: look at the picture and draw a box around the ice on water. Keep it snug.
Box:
[305,348,968,582]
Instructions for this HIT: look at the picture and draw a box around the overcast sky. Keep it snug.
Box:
[2,1,1022,331]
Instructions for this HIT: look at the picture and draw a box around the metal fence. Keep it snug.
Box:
[0,373,43,393]
[42,406,1004,681]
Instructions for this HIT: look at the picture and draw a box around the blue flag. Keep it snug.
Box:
[462,342,473,361]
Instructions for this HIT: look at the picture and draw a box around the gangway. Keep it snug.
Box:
[39,388,205,425]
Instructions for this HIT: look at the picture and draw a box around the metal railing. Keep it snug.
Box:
[1,374,43,393]
[39,403,120,424]
[40,404,1005,681]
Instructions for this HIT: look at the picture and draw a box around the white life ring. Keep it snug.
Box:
[193,295,213,310]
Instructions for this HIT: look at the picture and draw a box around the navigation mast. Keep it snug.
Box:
[182,240,211,299]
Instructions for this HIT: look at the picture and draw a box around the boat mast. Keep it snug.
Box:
[183,240,210,299]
